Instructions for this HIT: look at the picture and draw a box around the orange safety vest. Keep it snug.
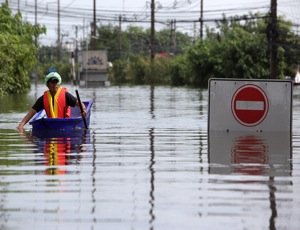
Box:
[43,87,71,118]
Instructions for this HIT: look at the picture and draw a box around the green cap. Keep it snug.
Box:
[44,72,62,85]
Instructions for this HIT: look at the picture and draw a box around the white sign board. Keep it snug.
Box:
[80,50,108,71]
[208,78,293,132]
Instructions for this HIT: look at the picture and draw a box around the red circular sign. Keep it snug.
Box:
[231,84,269,127]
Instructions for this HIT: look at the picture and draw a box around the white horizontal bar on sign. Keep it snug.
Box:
[235,100,264,110]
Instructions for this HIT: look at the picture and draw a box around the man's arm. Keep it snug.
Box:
[17,108,37,132]
[66,91,87,117]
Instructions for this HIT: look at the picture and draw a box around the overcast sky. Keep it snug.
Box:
[4,0,300,46]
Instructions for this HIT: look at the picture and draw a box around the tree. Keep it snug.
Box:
[275,17,300,77]
[0,2,45,96]
[94,24,192,61]
[184,14,292,87]
[81,13,300,87]
[153,28,192,54]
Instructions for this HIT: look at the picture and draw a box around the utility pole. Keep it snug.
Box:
[75,26,78,64]
[74,25,79,84]
[150,0,155,61]
[57,0,61,61]
[200,0,203,39]
[170,19,176,53]
[269,0,277,79]
[119,15,122,58]
[193,22,197,42]
[91,0,96,50]
[35,0,37,47]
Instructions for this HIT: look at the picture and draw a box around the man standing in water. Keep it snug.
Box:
[17,72,86,132]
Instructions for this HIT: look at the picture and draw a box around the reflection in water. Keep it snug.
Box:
[208,131,291,176]
[1,85,300,229]
[91,130,97,226]
[269,176,277,230]
[209,131,292,230]
[149,87,155,229]
[32,130,91,175]
[231,135,268,175]
[150,86,155,119]
[149,128,155,230]
[43,138,70,175]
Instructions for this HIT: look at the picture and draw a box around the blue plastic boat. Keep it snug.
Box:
[29,100,93,137]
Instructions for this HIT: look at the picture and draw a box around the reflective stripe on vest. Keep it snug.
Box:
[44,139,71,175]
[43,87,71,118]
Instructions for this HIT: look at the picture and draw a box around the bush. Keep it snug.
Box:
[0,2,45,95]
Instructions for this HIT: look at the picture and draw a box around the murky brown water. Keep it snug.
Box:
[0,84,299,229]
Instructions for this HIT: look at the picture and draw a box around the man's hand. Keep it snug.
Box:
[17,122,25,133]
[81,107,87,117]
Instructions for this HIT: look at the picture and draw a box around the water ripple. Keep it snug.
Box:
[0,85,299,229]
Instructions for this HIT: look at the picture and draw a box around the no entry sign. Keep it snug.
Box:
[231,84,269,127]
[208,79,292,132]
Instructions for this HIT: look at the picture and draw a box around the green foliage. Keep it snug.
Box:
[37,45,74,83]
[127,56,148,84]
[109,14,299,87]
[33,13,300,88]
[125,26,149,57]
[149,58,172,85]
[107,13,300,87]
[169,55,190,86]
[38,62,73,83]
[110,55,174,85]
[110,59,128,84]
[276,17,300,77]
[95,24,192,61]
[0,2,45,96]
[182,14,295,87]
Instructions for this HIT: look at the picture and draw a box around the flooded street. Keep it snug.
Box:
[0,84,299,229]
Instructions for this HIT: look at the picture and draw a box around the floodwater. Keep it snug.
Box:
[0,84,299,230]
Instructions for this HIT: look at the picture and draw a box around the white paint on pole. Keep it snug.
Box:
[208,78,293,132]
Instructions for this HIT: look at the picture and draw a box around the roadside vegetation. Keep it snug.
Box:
[0,1,300,95]
[0,2,45,96]
[105,14,300,87]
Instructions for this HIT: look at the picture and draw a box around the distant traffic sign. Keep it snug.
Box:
[231,84,269,127]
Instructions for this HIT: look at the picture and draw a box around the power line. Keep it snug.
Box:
[5,0,298,45]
